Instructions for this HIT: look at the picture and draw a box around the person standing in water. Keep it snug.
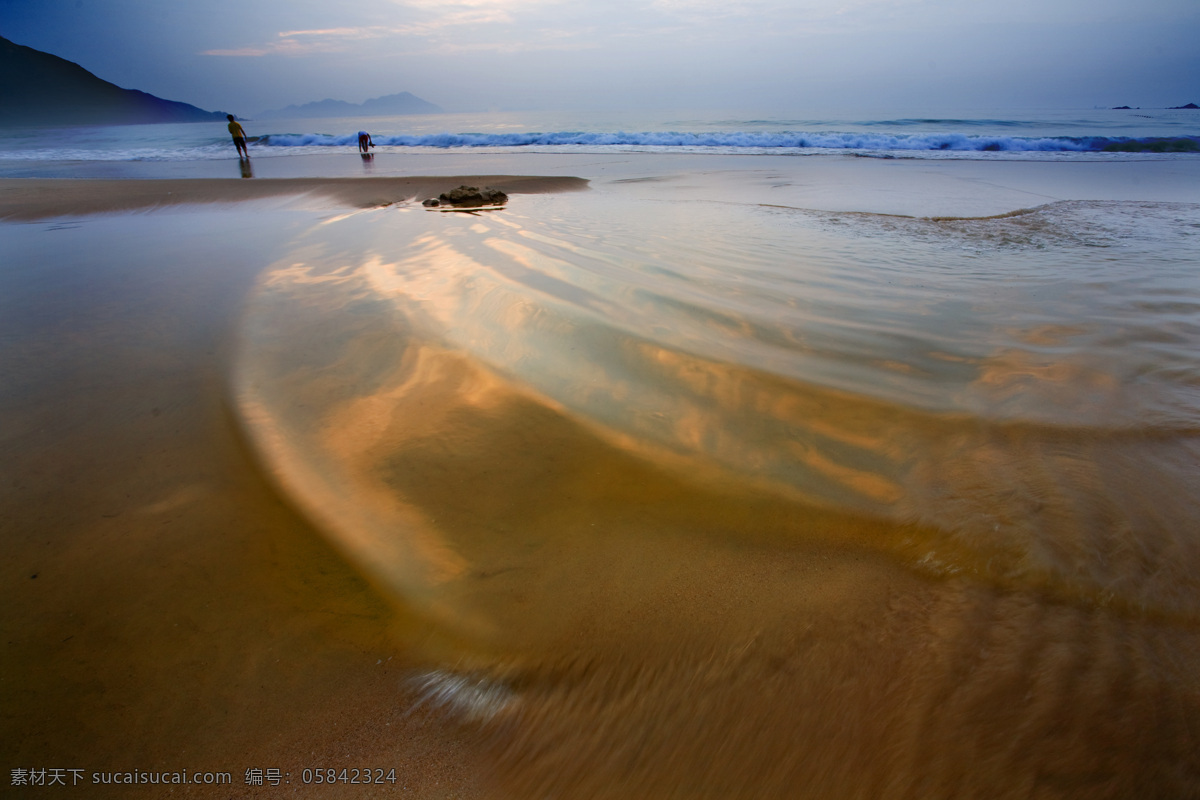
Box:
[227,114,249,159]
[358,131,374,153]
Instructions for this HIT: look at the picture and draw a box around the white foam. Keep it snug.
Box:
[406,670,516,722]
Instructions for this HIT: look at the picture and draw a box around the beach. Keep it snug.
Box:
[0,173,588,220]
[3,151,1200,798]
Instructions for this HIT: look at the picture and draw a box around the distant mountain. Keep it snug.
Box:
[256,92,442,119]
[0,36,228,127]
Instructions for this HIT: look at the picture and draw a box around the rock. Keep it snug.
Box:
[422,198,440,207]
[437,185,508,207]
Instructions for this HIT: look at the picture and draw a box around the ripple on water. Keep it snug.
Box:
[235,196,1200,621]
[232,195,1200,794]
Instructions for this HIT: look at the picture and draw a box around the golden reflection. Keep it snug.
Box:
[631,342,908,512]
[783,440,904,505]
[221,196,1200,797]
[349,221,920,525]
[487,234,593,284]
[361,236,478,311]
[237,238,928,646]
[263,261,359,287]
[969,346,1121,417]
[238,207,1200,632]
[238,381,476,628]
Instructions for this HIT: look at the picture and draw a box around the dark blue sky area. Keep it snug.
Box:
[2,0,1197,116]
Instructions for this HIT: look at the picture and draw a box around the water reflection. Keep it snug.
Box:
[238,197,1200,620]
[233,194,1200,796]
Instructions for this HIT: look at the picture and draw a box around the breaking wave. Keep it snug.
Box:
[259,130,1200,154]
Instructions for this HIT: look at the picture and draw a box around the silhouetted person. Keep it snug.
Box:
[228,114,249,159]
[358,131,374,153]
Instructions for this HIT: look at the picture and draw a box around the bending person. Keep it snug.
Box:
[358,131,374,153]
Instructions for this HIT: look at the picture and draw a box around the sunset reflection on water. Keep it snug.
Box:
[233,192,1200,796]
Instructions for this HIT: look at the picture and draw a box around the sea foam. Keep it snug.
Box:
[259,130,1200,153]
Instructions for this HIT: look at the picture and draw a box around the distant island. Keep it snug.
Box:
[0,36,228,127]
[1112,103,1198,110]
[255,93,442,120]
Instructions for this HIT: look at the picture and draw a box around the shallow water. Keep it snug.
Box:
[3,155,1199,796]
[231,183,1200,795]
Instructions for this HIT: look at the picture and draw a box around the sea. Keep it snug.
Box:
[4,107,1200,797]
[0,107,1198,169]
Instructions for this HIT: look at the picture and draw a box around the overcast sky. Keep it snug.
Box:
[2,0,1197,116]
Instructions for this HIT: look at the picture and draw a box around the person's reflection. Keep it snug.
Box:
[360,153,374,172]
[238,158,254,179]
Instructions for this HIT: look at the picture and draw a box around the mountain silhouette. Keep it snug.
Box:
[256,92,442,119]
[0,36,228,127]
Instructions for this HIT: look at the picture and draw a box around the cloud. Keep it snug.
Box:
[392,0,560,9]
[202,1,590,58]
[400,7,517,33]
[202,47,274,57]
[202,4,531,57]
[427,33,601,56]
[204,24,414,57]
[275,26,394,39]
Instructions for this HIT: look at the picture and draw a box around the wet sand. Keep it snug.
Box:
[0,178,584,798]
[3,156,1200,799]
[0,174,588,221]
[4,150,1198,217]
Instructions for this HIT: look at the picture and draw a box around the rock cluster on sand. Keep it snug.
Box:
[423,185,509,208]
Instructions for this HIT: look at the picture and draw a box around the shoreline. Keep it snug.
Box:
[0,174,590,221]
[2,153,1197,222]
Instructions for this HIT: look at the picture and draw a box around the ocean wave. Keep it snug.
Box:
[259,130,1200,153]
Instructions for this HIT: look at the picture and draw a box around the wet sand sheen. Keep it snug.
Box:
[4,162,1200,798]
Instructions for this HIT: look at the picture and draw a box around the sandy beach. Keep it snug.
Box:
[0,174,588,221]
[4,153,1200,798]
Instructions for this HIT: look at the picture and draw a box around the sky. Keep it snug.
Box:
[2,0,1197,117]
